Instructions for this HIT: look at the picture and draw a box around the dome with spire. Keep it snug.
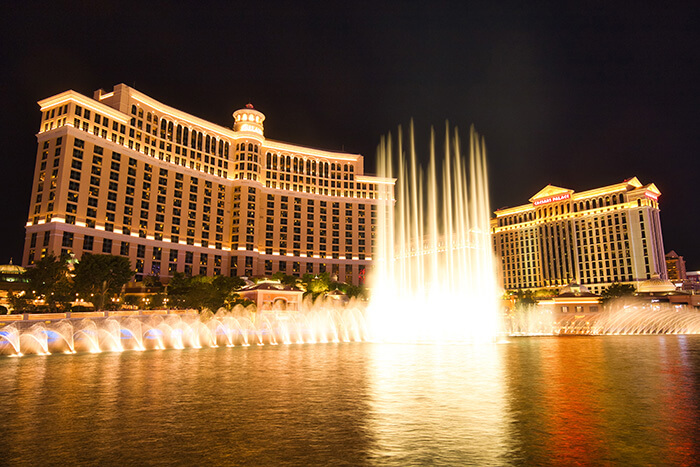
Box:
[0,259,26,282]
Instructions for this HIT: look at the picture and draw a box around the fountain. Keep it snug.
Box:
[506,302,700,336]
[0,298,369,356]
[368,122,500,343]
[3,123,700,356]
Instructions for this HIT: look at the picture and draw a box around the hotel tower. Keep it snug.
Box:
[23,84,393,284]
[491,178,667,295]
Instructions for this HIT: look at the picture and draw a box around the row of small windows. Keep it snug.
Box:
[498,194,629,227]
[43,102,379,200]
[265,153,354,177]
[131,105,231,160]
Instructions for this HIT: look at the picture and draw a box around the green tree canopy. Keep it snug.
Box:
[601,283,636,303]
[300,272,332,299]
[514,289,536,307]
[271,272,299,286]
[166,274,247,311]
[73,254,134,310]
[23,253,73,312]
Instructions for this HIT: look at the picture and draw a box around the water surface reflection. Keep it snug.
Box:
[1,337,699,465]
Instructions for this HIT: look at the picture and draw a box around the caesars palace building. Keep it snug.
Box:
[491,178,667,295]
[22,84,394,284]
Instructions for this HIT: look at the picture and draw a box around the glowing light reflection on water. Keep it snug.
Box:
[1,337,699,465]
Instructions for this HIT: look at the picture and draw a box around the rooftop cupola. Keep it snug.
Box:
[232,103,265,137]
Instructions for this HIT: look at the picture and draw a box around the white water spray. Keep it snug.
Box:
[368,123,500,342]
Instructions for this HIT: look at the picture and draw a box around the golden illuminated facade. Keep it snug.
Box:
[23,84,394,284]
[665,250,686,281]
[491,178,667,295]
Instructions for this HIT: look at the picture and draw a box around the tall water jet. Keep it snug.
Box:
[368,123,500,343]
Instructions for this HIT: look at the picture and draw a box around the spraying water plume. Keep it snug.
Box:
[368,122,501,342]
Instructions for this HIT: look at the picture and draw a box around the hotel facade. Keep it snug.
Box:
[23,84,393,284]
[491,178,667,295]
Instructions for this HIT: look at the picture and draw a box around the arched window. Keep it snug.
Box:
[248,143,253,152]
[131,105,137,115]
[197,132,202,151]
[191,130,197,149]
[182,127,189,146]
[167,121,173,141]
[205,135,211,153]
[176,125,182,144]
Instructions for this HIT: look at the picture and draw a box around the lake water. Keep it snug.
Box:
[1,336,699,465]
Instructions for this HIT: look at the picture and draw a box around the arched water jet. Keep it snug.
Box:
[73,319,101,353]
[1,297,371,357]
[21,323,51,355]
[0,325,22,355]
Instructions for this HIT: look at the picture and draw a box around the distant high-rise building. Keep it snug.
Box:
[23,84,394,284]
[491,178,667,295]
[665,250,687,281]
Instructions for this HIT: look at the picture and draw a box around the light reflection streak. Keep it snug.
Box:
[366,343,509,464]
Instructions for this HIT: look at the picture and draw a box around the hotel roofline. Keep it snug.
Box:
[494,177,661,217]
[40,85,368,165]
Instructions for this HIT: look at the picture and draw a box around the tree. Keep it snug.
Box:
[514,289,536,307]
[300,272,331,299]
[343,283,368,300]
[24,253,73,312]
[166,272,192,308]
[73,254,134,310]
[165,274,243,311]
[7,290,31,313]
[143,274,163,288]
[601,283,636,303]
[213,275,246,310]
[272,271,298,286]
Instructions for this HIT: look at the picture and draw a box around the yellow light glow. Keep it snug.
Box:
[38,91,129,123]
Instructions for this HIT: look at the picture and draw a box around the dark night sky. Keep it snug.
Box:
[1,1,698,268]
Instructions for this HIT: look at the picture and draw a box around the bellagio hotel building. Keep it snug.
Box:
[22,84,393,284]
[491,178,667,295]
